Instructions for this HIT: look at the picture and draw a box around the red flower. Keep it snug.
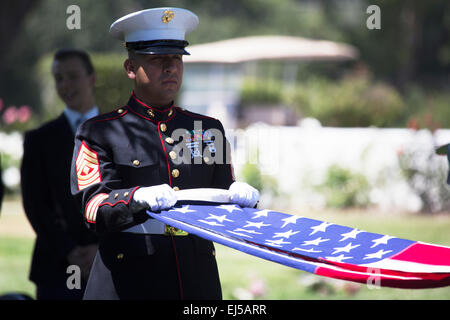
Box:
[2,106,17,125]
[407,118,419,131]
[17,105,31,123]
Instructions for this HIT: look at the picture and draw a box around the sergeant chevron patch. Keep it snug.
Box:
[76,141,102,190]
[85,193,109,223]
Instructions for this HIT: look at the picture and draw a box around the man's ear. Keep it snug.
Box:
[124,58,137,80]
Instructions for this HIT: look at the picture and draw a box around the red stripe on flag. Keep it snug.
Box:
[317,257,450,280]
[247,240,450,288]
[315,265,450,289]
[390,242,450,266]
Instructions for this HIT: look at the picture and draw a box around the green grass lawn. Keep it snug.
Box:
[0,236,35,297]
[1,199,450,300]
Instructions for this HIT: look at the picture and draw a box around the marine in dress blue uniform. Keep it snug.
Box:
[70,8,259,300]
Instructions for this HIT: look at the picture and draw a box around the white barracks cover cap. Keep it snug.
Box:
[109,7,199,55]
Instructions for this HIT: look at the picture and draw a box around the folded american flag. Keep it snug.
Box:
[148,201,450,289]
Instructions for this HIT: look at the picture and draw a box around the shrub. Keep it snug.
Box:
[240,162,263,191]
[92,53,133,114]
[316,164,370,209]
[398,143,450,213]
[239,162,279,197]
[288,75,406,127]
[404,87,450,131]
[240,77,284,106]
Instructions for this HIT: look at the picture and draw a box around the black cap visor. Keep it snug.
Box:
[126,39,190,55]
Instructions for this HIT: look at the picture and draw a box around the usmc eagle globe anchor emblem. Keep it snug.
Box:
[162,10,175,23]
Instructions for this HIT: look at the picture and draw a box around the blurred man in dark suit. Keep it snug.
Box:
[20,49,99,300]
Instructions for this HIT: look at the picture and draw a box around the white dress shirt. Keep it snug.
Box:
[64,106,99,134]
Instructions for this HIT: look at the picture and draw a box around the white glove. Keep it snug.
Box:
[229,181,260,208]
[132,184,177,212]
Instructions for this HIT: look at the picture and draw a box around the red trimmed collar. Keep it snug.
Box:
[127,92,176,122]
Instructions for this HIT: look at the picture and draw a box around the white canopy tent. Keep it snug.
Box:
[180,35,359,129]
[183,35,358,64]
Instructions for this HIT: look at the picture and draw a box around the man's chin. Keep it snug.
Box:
[65,102,83,112]
[163,87,180,98]
[135,87,178,106]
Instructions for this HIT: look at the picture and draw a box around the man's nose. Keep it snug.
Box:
[57,77,70,90]
[162,58,178,73]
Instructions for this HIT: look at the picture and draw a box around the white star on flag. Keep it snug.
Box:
[292,247,322,253]
[309,222,333,236]
[170,205,196,214]
[227,230,252,238]
[251,209,272,219]
[301,237,329,246]
[324,254,353,263]
[363,249,393,260]
[272,229,300,239]
[198,220,224,227]
[216,204,243,213]
[339,229,363,242]
[205,214,234,223]
[243,221,271,229]
[265,238,291,247]
[371,235,395,248]
[280,215,302,228]
[332,242,360,255]
[234,228,262,235]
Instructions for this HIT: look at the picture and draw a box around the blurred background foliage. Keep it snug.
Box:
[316,164,370,209]
[398,144,450,213]
[1,0,450,129]
[242,72,408,127]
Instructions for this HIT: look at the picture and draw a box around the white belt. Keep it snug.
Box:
[122,188,231,235]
